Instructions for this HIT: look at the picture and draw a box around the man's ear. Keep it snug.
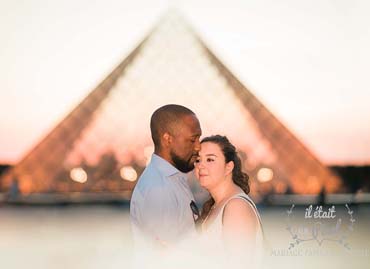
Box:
[225,161,234,177]
[162,132,172,147]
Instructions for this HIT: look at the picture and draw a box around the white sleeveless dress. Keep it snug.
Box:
[200,192,264,269]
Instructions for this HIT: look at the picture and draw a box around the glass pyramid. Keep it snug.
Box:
[0,12,341,197]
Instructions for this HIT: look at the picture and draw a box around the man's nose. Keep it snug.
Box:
[194,139,201,152]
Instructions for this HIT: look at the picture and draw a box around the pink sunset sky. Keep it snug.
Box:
[1,0,370,165]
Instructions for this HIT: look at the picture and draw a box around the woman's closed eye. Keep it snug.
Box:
[195,157,215,164]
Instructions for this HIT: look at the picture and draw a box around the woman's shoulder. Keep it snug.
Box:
[224,192,256,211]
[220,196,259,241]
[223,195,257,217]
[223,194,258,223]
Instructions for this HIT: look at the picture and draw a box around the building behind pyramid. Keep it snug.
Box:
[0,12,341,199]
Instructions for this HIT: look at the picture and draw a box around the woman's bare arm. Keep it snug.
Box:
[222,198,259,267]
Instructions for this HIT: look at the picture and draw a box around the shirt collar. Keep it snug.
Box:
[150,153,183,177]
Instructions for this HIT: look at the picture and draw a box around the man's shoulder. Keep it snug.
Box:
[132,162,168,195]
[130,165,175,211]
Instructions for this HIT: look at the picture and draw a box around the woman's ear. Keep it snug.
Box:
[225,161,234,177]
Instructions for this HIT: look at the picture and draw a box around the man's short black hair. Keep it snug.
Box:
[150,104,195,149]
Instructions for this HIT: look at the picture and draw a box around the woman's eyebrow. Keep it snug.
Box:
[204,154,217,157]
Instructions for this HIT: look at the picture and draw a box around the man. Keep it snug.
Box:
[130,104,202,247]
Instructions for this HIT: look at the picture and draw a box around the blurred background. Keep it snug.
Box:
[0,0,369,268]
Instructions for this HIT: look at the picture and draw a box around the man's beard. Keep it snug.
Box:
[170,151,195,173]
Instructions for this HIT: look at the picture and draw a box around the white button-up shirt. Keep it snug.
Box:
[130,153,196,246]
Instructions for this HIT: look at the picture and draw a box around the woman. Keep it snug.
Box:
[194,135,264,268]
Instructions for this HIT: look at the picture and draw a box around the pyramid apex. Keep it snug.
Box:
[156,7,190,27]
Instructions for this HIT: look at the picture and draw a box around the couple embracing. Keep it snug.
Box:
[130,104,264,268]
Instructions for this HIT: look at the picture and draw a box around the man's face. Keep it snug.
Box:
[169,114,202,173]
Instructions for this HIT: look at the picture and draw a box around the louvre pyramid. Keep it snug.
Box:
[1,12,341,196]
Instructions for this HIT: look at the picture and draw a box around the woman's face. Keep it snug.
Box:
[194,142,233,190]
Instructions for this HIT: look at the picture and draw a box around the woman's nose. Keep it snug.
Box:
[197,160,205,168]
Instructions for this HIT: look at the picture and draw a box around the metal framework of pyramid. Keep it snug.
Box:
[0,12,341,196]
